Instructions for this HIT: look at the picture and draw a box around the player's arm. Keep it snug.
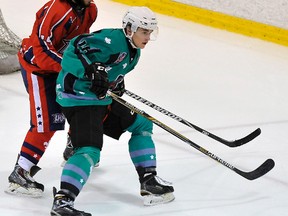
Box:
[61,34,110,98]
[32,2,69,72]
[85,1,98,33]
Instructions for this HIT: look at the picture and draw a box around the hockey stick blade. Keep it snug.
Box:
[234,158,275,180]
[222,128,261,147]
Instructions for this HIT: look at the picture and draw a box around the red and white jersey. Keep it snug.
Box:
[18,0,97,73]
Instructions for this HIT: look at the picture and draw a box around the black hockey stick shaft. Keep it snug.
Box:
[109,91,274,180]
[124,89,261,147]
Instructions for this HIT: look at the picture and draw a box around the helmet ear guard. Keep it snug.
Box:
[122,6,158,41]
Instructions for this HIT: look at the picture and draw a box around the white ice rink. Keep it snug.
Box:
[1,0,288,215]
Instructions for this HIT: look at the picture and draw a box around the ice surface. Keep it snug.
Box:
[0,0,288,215]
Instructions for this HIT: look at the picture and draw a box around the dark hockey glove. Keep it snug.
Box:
[85,62,109,99]
[111,79,125,97]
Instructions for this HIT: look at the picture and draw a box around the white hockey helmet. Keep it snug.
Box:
[122,6,158,40]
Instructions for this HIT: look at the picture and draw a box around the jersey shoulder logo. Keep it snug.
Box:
[115,52,127,64]
[105,37,111,44]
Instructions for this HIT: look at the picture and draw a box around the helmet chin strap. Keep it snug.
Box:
[123,29,138,49]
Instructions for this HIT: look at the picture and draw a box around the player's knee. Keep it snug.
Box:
[127,114,153,136]
[74,146,100,167]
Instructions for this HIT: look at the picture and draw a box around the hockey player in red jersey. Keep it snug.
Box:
[5,0,97,197]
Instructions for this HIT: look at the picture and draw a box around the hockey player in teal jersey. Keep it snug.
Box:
[51,6,174,216]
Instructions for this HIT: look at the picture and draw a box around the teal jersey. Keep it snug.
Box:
[56,28,140,107]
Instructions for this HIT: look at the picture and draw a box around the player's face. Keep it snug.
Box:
[132,28,153,49]
[82,0,92,7]
[73,0,91,7]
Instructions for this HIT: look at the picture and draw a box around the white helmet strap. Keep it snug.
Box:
[123,29,137,49]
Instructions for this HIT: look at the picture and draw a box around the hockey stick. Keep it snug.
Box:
[124,89,261,147]
[108,91,274,180]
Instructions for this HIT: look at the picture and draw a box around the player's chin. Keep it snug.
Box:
[139,42,148,49]
[84,0,92,6]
